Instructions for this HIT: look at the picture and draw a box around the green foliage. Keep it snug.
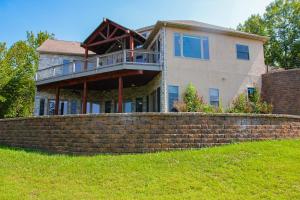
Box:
[227,88,273,114]
[237,0,300,68]
[183,83,202,112]
[0,140,300,199]
[0,31,54,118]
[174,83,223,113]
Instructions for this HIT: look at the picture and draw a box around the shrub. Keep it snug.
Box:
[183,83,203,112]
[174,83,223,113]
[227,88,272,114]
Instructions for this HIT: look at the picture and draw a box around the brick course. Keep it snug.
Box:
[262,69,300,115]
[0,113,299,155]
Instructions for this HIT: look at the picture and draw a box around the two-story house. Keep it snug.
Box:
[34,18,267,115]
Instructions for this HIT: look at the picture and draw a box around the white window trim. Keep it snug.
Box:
[174,33,210,61]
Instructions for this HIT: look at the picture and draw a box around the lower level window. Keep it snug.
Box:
[247,87,256,101]
[105,101,111,113]
[168,85,179,112]
[209,88,219,107]
[48,100,55,115]
[39,98,45,116]
[71,100,77,114]
[59,100,68,115]
[136,97,143,112]
[87,102,101,114]
[124,100,133,113]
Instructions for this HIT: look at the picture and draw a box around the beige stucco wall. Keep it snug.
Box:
[165,27,266,108]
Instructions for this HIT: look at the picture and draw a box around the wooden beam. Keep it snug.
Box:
[38,70,144,90]
[82,81,87,114]
[129,35,134,61]
[86,22,107,45]
[118,76,123,113]
[106,24,110,38]
[54,87,60,115]
[84,47,88,71]
[88,34,129,47]
[108,27,119,39]
[98,31,107,40]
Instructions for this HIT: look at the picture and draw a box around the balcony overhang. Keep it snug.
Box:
[36,69,160,91]
[36,62,161,86]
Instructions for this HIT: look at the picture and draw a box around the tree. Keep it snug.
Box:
[0,31,54,118]
[237,14,267,36]
[237,0,300,69]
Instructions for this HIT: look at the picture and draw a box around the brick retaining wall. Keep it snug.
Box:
[0,113,300,155]
[262,69,300,115]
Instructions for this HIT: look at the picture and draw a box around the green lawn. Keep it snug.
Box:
[0,140,300,200]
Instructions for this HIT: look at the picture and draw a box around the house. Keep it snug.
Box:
[34,18,268,115]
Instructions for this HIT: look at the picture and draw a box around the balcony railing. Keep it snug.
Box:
[36,50,160,81]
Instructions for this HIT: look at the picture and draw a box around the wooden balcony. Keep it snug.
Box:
[36,50,161,85]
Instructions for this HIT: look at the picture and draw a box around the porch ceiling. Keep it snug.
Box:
[37,70,159,91]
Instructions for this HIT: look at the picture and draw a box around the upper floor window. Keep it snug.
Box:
[236,44,249,60]
[209,88,219,107]
[174,33,209,59]
[174,33,182,56]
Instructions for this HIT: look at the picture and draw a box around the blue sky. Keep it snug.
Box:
[0,0,272,46]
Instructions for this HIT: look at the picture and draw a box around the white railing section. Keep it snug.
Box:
[36,50,160,81]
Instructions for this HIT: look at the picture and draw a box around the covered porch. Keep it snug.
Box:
[35,18,163,115]
[36,70,162,115]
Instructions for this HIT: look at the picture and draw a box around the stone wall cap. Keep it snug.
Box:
[0,112,300,122]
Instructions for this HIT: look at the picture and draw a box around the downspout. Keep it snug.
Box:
[160,23,168,112]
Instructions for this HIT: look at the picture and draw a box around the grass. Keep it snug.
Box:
[0,140,300,200]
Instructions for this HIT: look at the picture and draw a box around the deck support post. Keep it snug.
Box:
[118,76,123,113]
[129,35,134,62]
[84,47,88,71]
[54,87,60,115]
[82,81,87,114]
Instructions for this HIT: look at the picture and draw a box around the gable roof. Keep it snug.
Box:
[144,20,269,47]
[37,39,95,56]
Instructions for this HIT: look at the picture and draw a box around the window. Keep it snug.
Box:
[209,88,219,107]
[70,100,77,114]
[236,44,249,60]
[183,35,201,58]
[124,100,133,113]
[105,101,111,113]
[247,87,256,101]
[87,102,100,114]
[136,98,143,112]
[48,100,55,115]
[39,99,45,116]
[157,87,161,112]
[146,96,149,112]
[174,33,181,56]
[114,101,118,113]
[174,33,209,59]
[202,37,210,59]
[63,60,70,75]
[168,86,179,112]
[92,103,100,113]
[59,100,68,115]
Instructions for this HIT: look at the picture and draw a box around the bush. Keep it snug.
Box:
[173,83,223,113]
[227,88,272,114]
[183,83,202,112]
